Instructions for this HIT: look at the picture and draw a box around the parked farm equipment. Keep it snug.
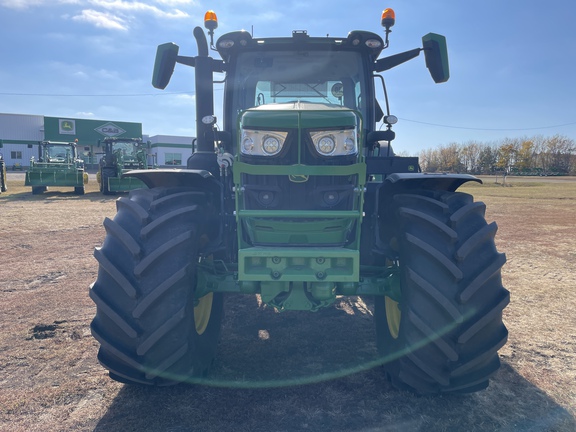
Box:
[97,137,154,194]
[0,152,7,193]
[25,140,88,195]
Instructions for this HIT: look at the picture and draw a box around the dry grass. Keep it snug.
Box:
[1,174,575,431]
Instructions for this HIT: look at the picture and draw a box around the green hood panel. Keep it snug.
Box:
[241,102,357,130]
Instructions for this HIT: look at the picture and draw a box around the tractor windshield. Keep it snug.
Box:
[46,145,71,162]
[112,141,138,159]
[232,50,365,112]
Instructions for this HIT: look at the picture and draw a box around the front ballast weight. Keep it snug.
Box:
[198,248,402,312]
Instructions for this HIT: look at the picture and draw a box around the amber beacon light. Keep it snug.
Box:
[381,8,395,29]
[204,10,218,31]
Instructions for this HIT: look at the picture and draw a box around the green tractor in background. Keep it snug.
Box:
[0,142,7,193]
[25,140,88,195]
[97,137,154,195]
[90,8,509,394]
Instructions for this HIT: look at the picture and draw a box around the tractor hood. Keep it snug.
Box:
[240,102,357,130]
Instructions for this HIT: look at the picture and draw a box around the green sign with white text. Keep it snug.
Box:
[44,117,142,146]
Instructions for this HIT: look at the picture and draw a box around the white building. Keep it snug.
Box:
[146,134,194,167]
[0,113,44,169]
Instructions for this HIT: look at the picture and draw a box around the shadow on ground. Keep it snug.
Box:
[93,295,575,432]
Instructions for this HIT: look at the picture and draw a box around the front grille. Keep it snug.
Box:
[242,174,357,211]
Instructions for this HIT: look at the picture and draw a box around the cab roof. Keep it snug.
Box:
[215,30,385,63]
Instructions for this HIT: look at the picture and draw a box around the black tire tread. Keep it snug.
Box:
[376,189,509,394]
[93,248,137,298]
[405,234,463,280]
[90,187,223,385]
[406,267,463,322]
[103,217,142,257]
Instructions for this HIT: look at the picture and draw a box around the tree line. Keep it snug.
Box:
[417,134,576,175]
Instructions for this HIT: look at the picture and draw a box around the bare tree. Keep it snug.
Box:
[460,141,482,173]
[437,143,464,172]
[418,134,575,176]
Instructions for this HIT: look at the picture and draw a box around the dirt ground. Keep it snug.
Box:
[0,174,575,432]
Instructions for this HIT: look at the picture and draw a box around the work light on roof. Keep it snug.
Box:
[365,39,382,49]
[218,39,235,49]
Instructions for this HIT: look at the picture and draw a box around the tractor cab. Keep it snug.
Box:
[39,141,80,164]
[215,29,383,156]
[97,137,152,194]
[46,144,71,163]
[102,137,147,169]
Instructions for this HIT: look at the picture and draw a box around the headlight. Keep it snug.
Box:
[241,130,288,156]
[263,135,281,155]
[310,129,357,156]
[317,136,336,155]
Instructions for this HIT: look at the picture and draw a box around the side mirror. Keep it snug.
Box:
[152,43,180,89]
[422,33,450,83]
[367,129,396,144]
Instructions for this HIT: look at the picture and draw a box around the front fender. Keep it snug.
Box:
[385,172,481,192]
[124,169,221,192]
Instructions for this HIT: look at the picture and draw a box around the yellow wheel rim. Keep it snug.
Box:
[385,296,401,339]
[194,292,213,335]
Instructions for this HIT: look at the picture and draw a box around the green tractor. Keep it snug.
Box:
[90,8,509,394]
[0,147,7,193]
[97,137,154,195]
[25,140,88,195]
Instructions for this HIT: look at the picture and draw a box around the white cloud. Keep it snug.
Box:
[0,0,81,9]
[72,71,89,79]
[254,11,283,22]
[72,9,128,30]
[88,0,189,19]
[154,0,195,5]
[0,0,45,8]
[167,93,195,106]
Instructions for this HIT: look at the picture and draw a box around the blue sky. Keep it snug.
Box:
[1,0,575,155]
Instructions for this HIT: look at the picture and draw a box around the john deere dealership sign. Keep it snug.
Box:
[44,117,142,145]
[95,122,126,137]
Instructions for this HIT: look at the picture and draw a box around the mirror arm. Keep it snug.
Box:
[374,48,422,72]
[176,56,225,73]
[176,56,195,67]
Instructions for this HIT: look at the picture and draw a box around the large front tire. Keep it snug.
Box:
[90,187,224,385]
[375,190,509,394]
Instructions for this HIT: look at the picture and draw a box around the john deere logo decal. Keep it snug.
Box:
[95,122,126,137]
[289,174,309,183]
[59,119,76,135]
[61,121,73,131]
